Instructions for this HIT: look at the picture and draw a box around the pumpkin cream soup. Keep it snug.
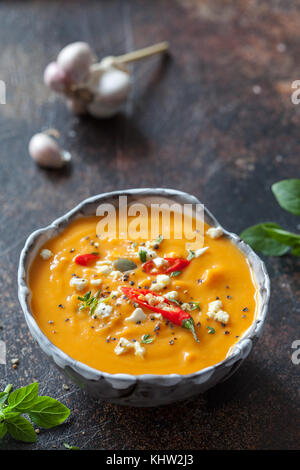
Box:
[29,212,258,375]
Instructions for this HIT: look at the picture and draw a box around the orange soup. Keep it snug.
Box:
[29,212,258,375]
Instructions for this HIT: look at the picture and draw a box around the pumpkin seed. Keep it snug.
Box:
[114,258,137,272]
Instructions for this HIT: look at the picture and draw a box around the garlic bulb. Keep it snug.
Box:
[57,42,95,84]
[44,41,168,118]
[29,133,71,168]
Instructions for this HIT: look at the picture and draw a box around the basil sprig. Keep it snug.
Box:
[241,179,300,257]
[0,382,70,443]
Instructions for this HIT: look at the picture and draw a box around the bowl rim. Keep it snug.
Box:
[18,188,271,385]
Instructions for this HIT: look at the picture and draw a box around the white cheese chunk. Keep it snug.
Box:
[97,264,113,275]
[114,337,134,355]
[181,303,195,311]
[40,249,53,260]
[134,341,145,358]
[207,300,229,324]
[150,274,171,291]
[93,302,113,318]
[206,227,223,239]
[214,310,230,324]
[90,278,102,286]
[70,277,88,291]
[125,308,147,323]
[164,290,178,301]
[109,270,122,280]
[153,257,167,268]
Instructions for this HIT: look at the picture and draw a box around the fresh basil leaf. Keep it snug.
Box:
[139,250,147,263]
[170,271,181,277]
[0,421,7,439]
[64,442,80,450]
[240,223,290,256]
[0,392,8,407]
[263,226,300,247]
[8,382,39,412]
[2,409,20,420]
[29,396,70,429]
[6,416,37,443]
[272,179,300,215]
[291,245,300,256]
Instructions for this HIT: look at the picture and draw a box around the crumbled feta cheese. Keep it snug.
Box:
[97,264,113,275]
[206,227,223,239]
[150,274,171,291]
[111,290,119,298]
[207,300,229,324]
[214,310,230,324]
[181,303,194,311]
[207,300,223,318]
[96,260,112,265]
[70,277,88,291]
[153,257,167,268]
[90,278,102,286]
[114,337,134,355]
[125,307,147,323]
[164,290,178,301]
[40,249,53,260]
[93,302,113,318]
[138,246,157,260]
[109,270,122,280]
[134,341,145,358]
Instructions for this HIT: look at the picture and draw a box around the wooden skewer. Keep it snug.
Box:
[90,41,169,73]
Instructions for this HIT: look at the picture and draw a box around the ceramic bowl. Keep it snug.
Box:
[18,188,270,407]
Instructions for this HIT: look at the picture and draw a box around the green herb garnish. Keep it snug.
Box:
[155,235,163,245]
[206,326,215,334]
[0,382,70,443]
[170,271,182,277]
[188,302,201,311]
[78,291,100,316]
[241,179,300,257]
[141,334,154,344]
[139,250,147,263]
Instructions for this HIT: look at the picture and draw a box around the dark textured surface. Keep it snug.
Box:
[0,0,299,450]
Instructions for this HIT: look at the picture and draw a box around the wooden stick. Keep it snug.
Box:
[114,41,169,64]
[90,41,169,73]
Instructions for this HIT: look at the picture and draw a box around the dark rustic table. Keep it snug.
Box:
[0,0,299,450]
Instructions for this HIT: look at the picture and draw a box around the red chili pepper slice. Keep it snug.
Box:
[74,253,100,266]
[121,287,199,343]
[143,257,190,275]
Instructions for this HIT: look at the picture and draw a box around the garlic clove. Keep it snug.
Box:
[43,61,70,93]
[97,68,131,104]
[57,42,95,84]
[87,100,121,118]
[29,133,71,168]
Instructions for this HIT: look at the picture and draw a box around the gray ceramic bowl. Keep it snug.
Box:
[18,189,270,407]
